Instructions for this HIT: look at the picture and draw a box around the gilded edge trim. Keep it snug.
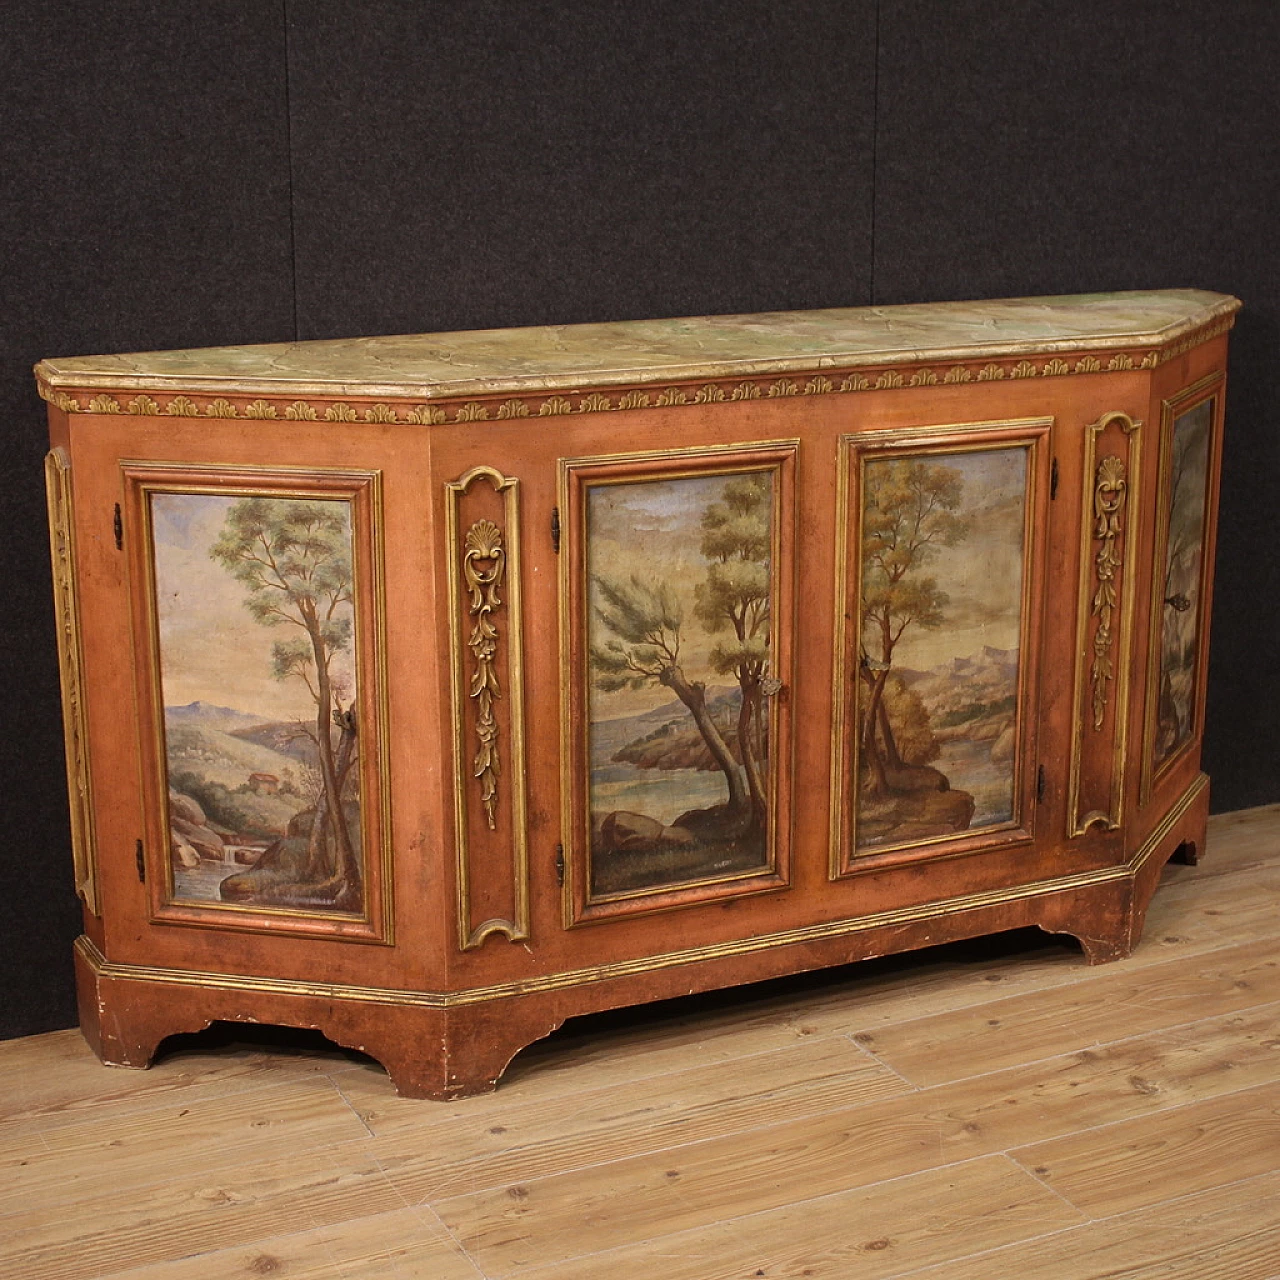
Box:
[557,439,798,923]
[74,771,1207,1010]
[1140,372,1225,806]
[44,449,99,914]
[34,313,1236,428]
[445,466,530,950]
[1067,412,1142,836]
[830,418,1053,875]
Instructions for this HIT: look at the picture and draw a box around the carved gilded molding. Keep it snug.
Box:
[36,318,1236,431]
[1090,454,1128,729]
[462,518,505,831]
[44,449,100,914]
[1067,412,1141,837]
[445,466,529,950]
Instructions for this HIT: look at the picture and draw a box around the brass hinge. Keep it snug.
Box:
[113,503,123,550]
[135,838,146,882]
[551,506,561,554]
[1050,458,1059,501]
[554,842,565,886]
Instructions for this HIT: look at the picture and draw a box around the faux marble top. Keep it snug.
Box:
[36,289,1239,400]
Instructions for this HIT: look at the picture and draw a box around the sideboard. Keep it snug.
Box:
[37,289,1238,1097]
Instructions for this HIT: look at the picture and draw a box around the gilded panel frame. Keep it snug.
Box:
[1066,411,1143,836]
[830,418,1052,877]
[44,447,100,914]
[1140,371,1225,804]
[122,461,393,944]
[559,440,798,926]
[444,465,530,950]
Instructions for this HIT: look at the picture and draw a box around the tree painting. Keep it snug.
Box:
[151,492,364,914]
[1155,399,1212,766]
[854,447,1029,850]
[586,470,775,896]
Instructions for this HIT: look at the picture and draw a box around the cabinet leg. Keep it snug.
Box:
[74,937,563,1100]
[1073,932,1136,965]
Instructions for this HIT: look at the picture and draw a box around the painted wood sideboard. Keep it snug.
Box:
[38,289,1238,1097]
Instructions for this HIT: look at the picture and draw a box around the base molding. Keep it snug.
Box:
[74,775,1208,1099]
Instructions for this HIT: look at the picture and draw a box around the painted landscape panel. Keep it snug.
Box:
[855,445,1029,850]
[151,492,365,915]
[1154,398,1213,769]
[586,468,776,897]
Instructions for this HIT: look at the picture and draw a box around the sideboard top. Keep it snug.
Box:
[36,289,1239,403]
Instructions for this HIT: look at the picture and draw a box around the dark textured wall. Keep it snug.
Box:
[1,1,1275,1039]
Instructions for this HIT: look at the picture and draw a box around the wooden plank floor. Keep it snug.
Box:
[4,804,1279,1279]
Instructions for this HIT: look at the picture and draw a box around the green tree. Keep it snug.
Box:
[860,460,968,794]
[210,498,361,908]
[590,573,752,827]
[694,473,772,830]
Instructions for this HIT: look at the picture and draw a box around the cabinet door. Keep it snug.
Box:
[121,462,393,943]
[1141,373,1225,801]
[830,418,1052,873]
[559,441,797,924]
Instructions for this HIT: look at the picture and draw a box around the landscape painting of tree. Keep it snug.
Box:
[854,445,1029,851]
[150,491,366,915]
[585,468,777,897]
[1154,398,1213,768]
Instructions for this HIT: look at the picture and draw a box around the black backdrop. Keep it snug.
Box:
[3,1,1277,1040]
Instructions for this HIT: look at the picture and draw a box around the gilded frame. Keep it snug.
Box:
[559,440,798,926]
[830,418,1052,877]
[1066,411,1143,836]
[44,447,100,914]
[1140,371,1224,804]
[122,462,393,943]
[444,464,530,950]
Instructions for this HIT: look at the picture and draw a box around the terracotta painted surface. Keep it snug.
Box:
[37,289,1236,399]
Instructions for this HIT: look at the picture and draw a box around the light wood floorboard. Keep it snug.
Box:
[2,804,1278,1279]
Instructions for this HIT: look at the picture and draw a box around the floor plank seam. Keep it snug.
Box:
[475,1152,1030,1280]
[366,1007,1280,1212]
[413,1198,491,1278]
[876,1164,1280,1280]
[838,935,1280,1052]
[841,1030,922,1090]
[991,1148,1092,1221]
[331,1073,377,1139]
[8,1059,347,1142]
[877,992,1280,1093]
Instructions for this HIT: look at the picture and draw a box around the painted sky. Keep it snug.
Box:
[151,492,357,722]
[587,471,772,721]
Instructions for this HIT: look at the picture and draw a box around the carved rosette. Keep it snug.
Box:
[445,467,529,950]
[463,519,505,829]
[1090,455,1128,729]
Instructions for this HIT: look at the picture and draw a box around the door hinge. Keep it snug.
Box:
[1036,765,1046,804]
[1050,458,1059,501]
[135,838,146,882]
[554,842,565,886]
[551,506,561,554]
[114,503,123,550]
